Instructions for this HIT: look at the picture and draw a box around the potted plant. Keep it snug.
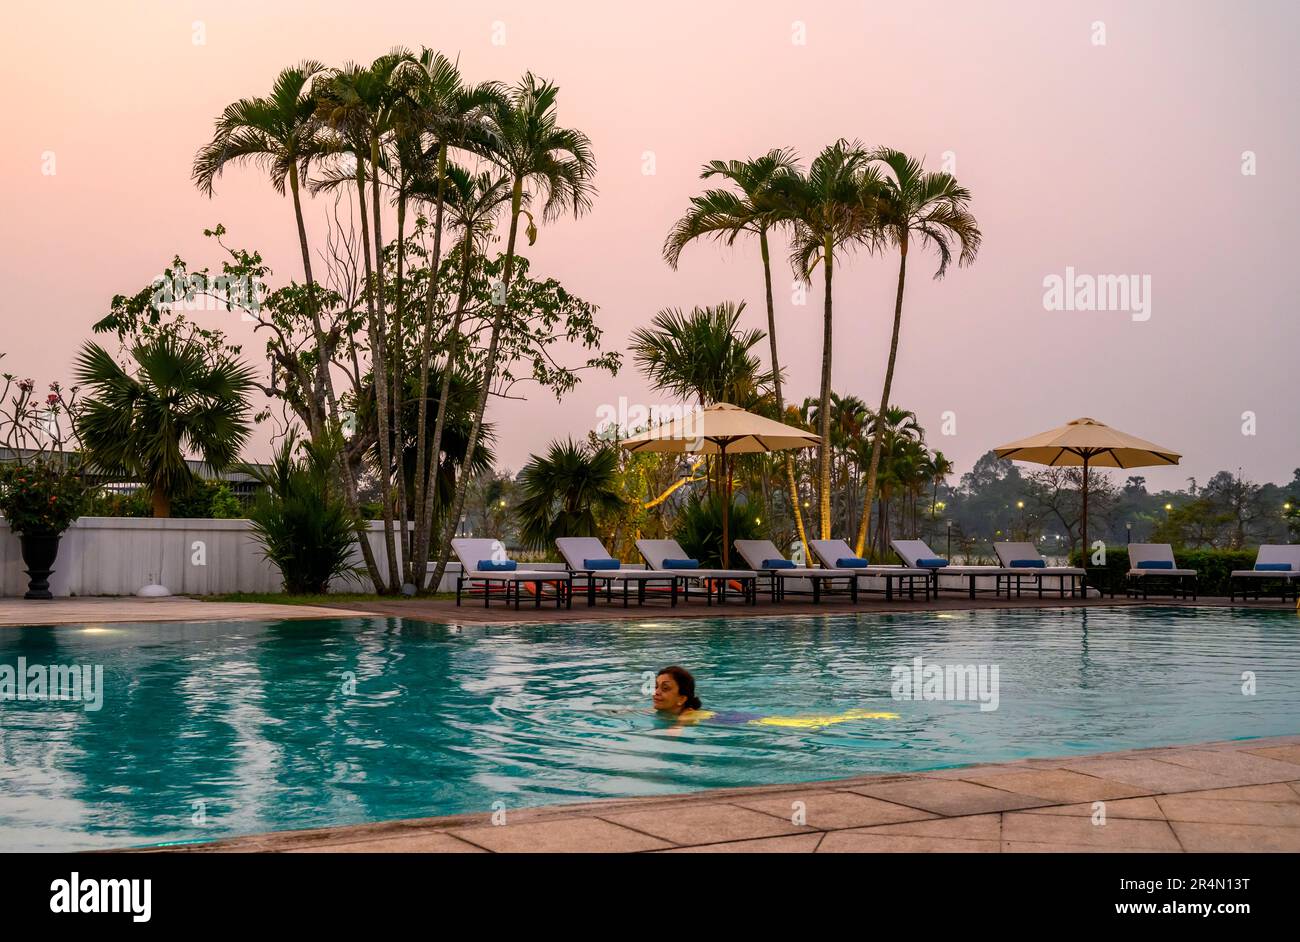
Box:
[0,461,87,599]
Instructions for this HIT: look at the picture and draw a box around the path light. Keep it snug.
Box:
[1016,500,1024,509]
[1165,503,1173,512]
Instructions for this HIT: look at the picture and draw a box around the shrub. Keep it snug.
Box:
[1070,546,1259,596]
[246,434,360,594]
[0,461,88,537]
[672,492,764,568]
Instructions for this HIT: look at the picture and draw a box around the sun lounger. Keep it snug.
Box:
[1229,545,1300,602]
[554,537,680,607]
[993,542,1086,598]
[635,538,758,605]
[890,538,1016,599]
[451,538,573,610]
[807,540,932,601]
[733,539,858,603]
[1125,543,1198,600]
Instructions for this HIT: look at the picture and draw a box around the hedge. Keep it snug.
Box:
[1069,546,1263,597]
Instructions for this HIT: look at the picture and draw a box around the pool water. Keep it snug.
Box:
[1,606,1298,851]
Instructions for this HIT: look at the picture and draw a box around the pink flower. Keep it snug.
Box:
[18,378,34,392]
[46,393,58,405]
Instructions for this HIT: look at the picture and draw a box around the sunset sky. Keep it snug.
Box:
[3,0,1297,490]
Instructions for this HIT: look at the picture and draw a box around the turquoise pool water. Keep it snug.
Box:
[1,606,1297,850]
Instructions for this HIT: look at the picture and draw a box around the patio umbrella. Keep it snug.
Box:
[992,417,1181,565]
[619,402,821,567]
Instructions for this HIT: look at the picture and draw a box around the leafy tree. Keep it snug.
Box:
[516,439,624,550]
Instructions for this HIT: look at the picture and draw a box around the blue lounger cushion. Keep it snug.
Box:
[1136,560,1174,569]
[837,557,870,568]
[762,559,796,569]
[1254,562,1293,571]
[662,558,701,569]
[1010,559,1045,568]
[477,559,517,572]
[917,558,948,568]
[583,558,621,570]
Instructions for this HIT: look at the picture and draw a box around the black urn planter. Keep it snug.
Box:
[19,533,61,600]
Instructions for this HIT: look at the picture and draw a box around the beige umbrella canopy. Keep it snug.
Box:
[620,402,821,566]
[993,417,1181,563]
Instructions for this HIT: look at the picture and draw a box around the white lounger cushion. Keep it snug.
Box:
[1127,543,1196,575]
[635,538,756,578]
[1231,544,1300,578]
[807,540,928,575]
[889,539,1005,574]
[733,539,841,576]
[994,541,1085,575]
[553,537,660,577]
[451,538,560,579]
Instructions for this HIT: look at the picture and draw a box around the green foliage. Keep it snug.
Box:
[516,439,624,550]
[630,301,771,407]
[82,488,151,518]
[672,492,764,568]
[1069,546,1259,597]
[0,461,88,537]
[246,434,359,594]
[74,335,256,517]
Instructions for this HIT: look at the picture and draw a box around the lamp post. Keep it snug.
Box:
[1126,521,1132,545]
[946,520,952,561]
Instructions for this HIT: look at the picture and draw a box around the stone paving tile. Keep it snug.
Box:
[1001,812,1181,850]
[958,768,1148,803]
[1149,749,1300,785]
[1155,795,1300,827]
[449,817,672,853]
[600,803,810,845]
[1243,745,1300,766]
[1166,782,1300,803]
[288,832,485,853]
[1170,821,1300,852]
[847,779,1049,816]
[859,813,1002,841]
[818,831,998,853]
[1056,757,1231,792]
[1002,841,1157,853]
[1020,797,1166,820]
[734,791,936,830]
[659,833,824,853]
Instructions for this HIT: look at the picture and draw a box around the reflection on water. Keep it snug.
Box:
[1,607,1298,851]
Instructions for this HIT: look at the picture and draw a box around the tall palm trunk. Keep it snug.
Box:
[855,239,908,556]
[760,229,810,562]
[392,172,411,575]
[418,225,474,590]
[430,177,524,590]
[354,155,397,592]
[412,141,449,585]
[289,163,382,587]
[368,135,401,591]
[816,239,834,538]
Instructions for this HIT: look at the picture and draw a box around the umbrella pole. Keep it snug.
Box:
[721,443,730,568]
[1081,452,1089,570]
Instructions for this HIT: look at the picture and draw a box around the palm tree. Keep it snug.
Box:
[854,149,981,555]
[629,301,772,408]
[74,337,255,518]
[408,166,512,585]
[192,61,342,434]
[314,51,418,590]
[516,439,624,550]
[770,140,878,539]
[430,71,596,590]
[662,149,812,560]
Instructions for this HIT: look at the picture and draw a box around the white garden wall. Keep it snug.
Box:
[0,516,462,597]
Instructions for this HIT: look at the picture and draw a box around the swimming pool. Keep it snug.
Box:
[1,606,1297,851]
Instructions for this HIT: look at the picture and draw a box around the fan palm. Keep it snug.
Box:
[516,439,624,550]
[769,140,879,538]
[73,338,255,518]
[854,149,981,554]
[630,301,772,408]
[430,71,596,589]
[662,148,811,559]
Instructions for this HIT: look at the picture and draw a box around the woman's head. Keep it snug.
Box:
[653,665,701,714]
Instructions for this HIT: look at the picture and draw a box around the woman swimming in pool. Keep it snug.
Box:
[652,665,702,717]
[651,664,899,729]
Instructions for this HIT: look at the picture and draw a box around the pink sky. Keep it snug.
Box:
[3,0,1297,491]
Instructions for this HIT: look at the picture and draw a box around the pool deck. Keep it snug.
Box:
[0,593,1291,629]
[138,734,1300,853]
